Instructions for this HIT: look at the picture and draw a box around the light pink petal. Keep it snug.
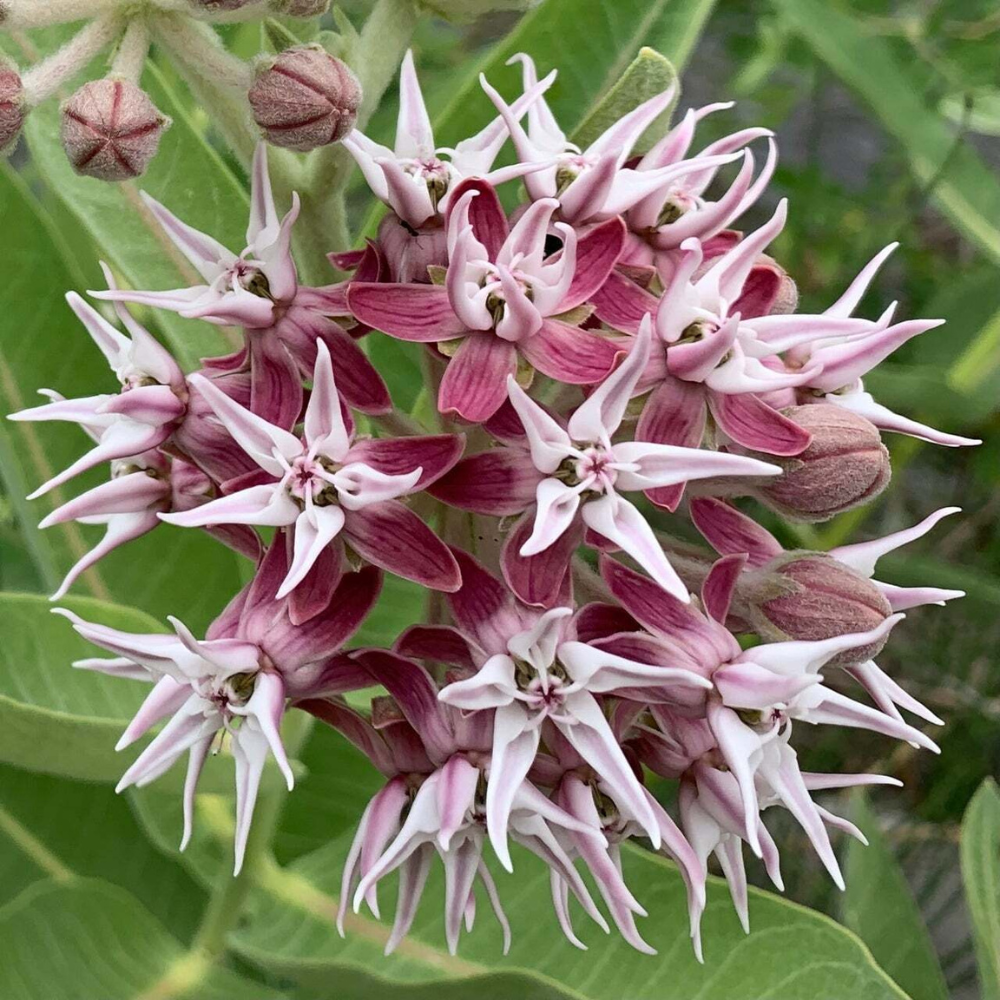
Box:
[394,50,434,159]
[830,390,981,447]
[611,440,780,492]
[568,315,651,441]
[436,755,480,850]
[160,483,295,529]
[438,654,518,711]
[705,702,762,856]
[278,505,346,599]
[187,372,301,477]
[582,493,687,602]
[505,379,573,473]
[825,243,898,318]
[139,191,233,281]
[520,479,582,556]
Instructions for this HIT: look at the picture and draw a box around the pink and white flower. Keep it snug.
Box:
[159,340,462,609]
[350,179,626,422]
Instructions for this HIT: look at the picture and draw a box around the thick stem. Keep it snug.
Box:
[110,18,150,85]
[0,0,120,30]
[20,13,121,105]
[150,12,260,164]
[293,0,418,277]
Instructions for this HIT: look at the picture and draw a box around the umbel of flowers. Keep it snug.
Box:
[12,48,975,959]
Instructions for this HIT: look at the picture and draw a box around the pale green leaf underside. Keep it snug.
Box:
[960,778,1000,999]
[843,793,949,1000]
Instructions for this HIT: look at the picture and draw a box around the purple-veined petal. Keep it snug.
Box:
[348,283,467,342]
[428,448,541,516]
[439,334,517,423]
[689,496,783,567]
[346,434,465,491]
[520,320,623,385]
[707,390,812,457]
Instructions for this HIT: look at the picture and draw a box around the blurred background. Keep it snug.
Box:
[1,1,998,997]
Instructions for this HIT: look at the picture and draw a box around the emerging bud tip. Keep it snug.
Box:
[249,45,361,153]
[60,78,170,182]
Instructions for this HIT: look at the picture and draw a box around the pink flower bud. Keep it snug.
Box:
[60,79,170,181]
[190,0,259,9]
[248,45,360,152]
[748,404,890,521]
[269,0,330,14]
[745,552,893,664]
[0,60,25,155]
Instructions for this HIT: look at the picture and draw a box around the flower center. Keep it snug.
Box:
[286,455,338,506]
[402,157,451,207]
[513,656,570,714]
[555,153,595,194]
[655,186,697,227]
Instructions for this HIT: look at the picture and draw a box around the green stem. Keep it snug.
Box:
[293,0,419,279]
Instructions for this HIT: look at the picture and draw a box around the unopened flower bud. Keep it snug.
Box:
[249,46,360,152]
[190,0,259,10]
[744,552,892,664]
[0,60,25,155]
[378,213,448,283]
[269,0,330,14]
[61,79,170,181]
[747,404,890,521]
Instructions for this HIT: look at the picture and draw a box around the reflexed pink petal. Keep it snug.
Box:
[346,434,465,490]
[343,501,461,592]
[636,379,707,510]
[446,548,524,655]
[592,269,659,334]
[248,333,302,431]
[428,448,542,516]
[520,320,622,385]
[439,335,517,422]
[287,544,343,627]
[356,649,454,761]
[502,511,579,609]
[708,391,812,457]
[559,217,626,313]
[689,497,782,567]
[395,625,477,670]
[701,553,747,624]
[449,177,509,261]
[348,283,467,342]
[600,554,740,664]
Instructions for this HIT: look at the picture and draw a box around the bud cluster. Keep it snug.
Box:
[12,49,973,960]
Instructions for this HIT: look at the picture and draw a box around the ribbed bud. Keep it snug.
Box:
[269,0,330,14]
[249,46,360,152]
[748,404,890,521]
[61,79,170,181]
[378,213,449,283]
[745,552,893,665]
[190,0,259,9]
[0,60,25,155]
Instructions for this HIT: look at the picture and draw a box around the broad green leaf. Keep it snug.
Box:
[0,879,285,1000]
[842,793,949,1000]
[0,763,207,941]
[5,27,249,370]
[571,47,679,152]
[432,0,716,148]
[960,778,1000,999]
[230,831,910,1000]
[771,0,1000,264]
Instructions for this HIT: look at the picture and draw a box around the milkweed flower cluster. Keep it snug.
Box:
[16,49,974,959]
